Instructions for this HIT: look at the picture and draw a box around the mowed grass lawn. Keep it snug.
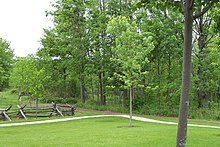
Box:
[1,117,220,147]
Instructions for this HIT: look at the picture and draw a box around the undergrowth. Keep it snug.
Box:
[78,98,220,121]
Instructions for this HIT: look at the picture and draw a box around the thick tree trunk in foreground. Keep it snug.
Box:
[176,0,193,147]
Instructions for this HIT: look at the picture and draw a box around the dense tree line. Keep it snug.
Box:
[9,0,220,119]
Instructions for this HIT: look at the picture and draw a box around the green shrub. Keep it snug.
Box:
[42,97,78,104]
[62,98,78,104]
[10,89,19,94]
[189,108,220,120]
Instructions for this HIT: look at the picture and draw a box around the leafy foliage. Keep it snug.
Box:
[0,38,13,91]
[10,56,50,98]
[107,16,154,88]
[5,0,220,121]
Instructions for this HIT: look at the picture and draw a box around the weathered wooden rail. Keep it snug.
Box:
[17,105,27,120]
[0,103,76,121]
[0,105,12,121]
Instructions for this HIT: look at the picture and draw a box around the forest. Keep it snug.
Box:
[1,0,220,120]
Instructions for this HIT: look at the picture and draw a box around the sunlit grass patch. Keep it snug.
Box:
[0,117,220,147]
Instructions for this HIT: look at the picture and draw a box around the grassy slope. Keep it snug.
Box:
[1,90,220,126]
[1,90,220,146]
[139,115,220,127]
[0,90,18,107]
[0,117,220,147]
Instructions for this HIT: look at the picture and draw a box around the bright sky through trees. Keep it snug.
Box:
[0,0,53,57]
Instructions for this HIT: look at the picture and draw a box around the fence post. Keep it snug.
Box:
[0,105,12,121]
[17,105,27,120]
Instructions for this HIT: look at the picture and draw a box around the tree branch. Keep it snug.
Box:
[181,0,185,12]
[168,0,183,12]
[205,34,214,45]
[193,0,215,20]
[190,0,194,9]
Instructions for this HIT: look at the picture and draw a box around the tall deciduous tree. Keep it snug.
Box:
[107,16,154,126]
[191,0,217,108]
[135,0,218,146]
[86,0,109,105]
[38,27,78,98]
[176,1,193,146]
[42,0,88,102]
[31,0,220,122]
[0,38,13,91]
[177,0,217,146]
[137,5,183,111]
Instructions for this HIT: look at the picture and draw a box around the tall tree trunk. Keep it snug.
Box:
[91,75,95,100]
[103,72,106,105]
[166,52,171,105]
[63,67,67,81]
[123,89,128,109]
[129,85,132,127]
[98,0,106,106]
[99,72,104,105]
[80,71,86,103]
[176,1,193,147]
[218,85,220,108]
[195,13,211,108]
[157,57,161,109]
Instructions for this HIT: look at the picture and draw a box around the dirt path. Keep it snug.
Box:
[77,108,125,115]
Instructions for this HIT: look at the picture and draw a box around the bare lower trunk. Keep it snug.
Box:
[99,72,106,105]
[123,89,128,109]
[80,72,86,103]
[176,1,193,147]
[157,57,161,109]
[91,75,95,100]
[129,85,132,127]
[196,13,210,108]
[99,72,103,105]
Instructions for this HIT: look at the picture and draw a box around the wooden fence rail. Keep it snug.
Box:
[0,103,76,121]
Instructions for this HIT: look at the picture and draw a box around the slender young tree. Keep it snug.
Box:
[107,16,154,126]
[10,56,50,98]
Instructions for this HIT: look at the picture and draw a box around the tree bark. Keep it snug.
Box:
[129,85,132,127]
[176,0,193,147]
[91,75,95,100]
[166,52,171,105]
[80,71,86,103]
[195,13,211,108]
[99,72,104,105]
[63,67,67,81]
[157,57,161,109]
[123,89,128,109]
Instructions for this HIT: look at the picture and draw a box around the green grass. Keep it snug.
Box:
[138,114,220,127]
[0,89,36,108]
[1,90,220,146]
[0,90,18,107]
[0,117,220,147]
